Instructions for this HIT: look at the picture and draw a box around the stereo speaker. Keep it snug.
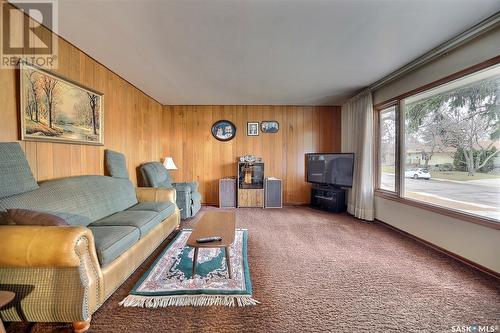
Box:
[264,177,282,208]
[219,178,236,208]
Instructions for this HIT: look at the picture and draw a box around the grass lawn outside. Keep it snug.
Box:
[430,171,500,181]
[381,165,500,181]
[381,165,395,173]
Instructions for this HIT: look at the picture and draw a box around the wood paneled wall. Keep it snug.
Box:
[1,3,342,203]
[0,4,165,184]
[163,105,341,205]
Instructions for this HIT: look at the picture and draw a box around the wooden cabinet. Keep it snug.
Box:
[238,189,264,208]
[237,161,264,208]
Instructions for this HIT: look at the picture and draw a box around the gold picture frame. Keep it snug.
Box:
[20,60,104,145]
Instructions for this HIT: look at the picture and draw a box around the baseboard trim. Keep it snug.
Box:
[375,219,499,280]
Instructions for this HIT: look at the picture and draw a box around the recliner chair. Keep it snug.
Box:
[140,162,201,219]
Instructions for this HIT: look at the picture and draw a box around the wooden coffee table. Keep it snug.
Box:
[186,211,236,278]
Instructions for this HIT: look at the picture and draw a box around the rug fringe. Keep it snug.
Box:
[119,295,260,308]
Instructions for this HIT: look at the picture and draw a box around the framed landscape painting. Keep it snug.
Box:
[20,61,104,145]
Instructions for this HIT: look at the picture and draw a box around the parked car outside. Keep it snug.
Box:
[405,168,431,179]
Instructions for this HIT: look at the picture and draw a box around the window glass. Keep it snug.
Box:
[379,106,396,191]
[403,65,500,221]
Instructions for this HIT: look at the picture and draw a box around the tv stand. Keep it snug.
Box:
[310,184,346,213]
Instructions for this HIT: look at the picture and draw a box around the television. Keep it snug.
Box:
[305,153,354,187]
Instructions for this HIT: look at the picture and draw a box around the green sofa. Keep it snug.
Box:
[0,143,180,332]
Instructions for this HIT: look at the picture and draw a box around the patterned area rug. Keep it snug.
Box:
[119,229,258,307]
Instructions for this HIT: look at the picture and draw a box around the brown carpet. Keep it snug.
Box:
[7,207,500,333]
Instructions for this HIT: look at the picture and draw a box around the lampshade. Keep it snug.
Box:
[163,157,178,170]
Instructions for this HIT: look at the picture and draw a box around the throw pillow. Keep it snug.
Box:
[6,209,69,226]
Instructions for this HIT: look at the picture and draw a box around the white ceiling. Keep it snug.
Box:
[56,0,500,106]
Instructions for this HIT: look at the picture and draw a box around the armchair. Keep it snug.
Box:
[140,162,201,219]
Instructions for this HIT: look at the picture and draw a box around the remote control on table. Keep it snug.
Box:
[196,236,222,243]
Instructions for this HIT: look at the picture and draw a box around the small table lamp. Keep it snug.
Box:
[163,157,178,170]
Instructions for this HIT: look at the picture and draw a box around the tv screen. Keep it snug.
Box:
[306,153,354,187]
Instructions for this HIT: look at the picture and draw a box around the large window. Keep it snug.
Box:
[378,106,396,192]
[376,63,500,224]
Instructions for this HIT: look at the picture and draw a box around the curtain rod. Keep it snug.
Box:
[368,11,500,92]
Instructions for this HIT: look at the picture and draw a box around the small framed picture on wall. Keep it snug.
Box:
[211,120,237,141]
[261,120,279,133]
[247,122,259,136]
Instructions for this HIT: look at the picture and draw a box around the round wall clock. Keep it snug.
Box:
[211,120,237,141]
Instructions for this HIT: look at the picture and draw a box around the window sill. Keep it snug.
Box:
[374,189,398,200]
[374,191,500,230]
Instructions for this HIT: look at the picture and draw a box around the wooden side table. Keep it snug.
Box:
[0,291,15,333]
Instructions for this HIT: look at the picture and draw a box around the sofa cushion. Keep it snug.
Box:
[90,211,162,238]
[0,142,39,199]
[105,149,129,179]
[0,176,137,226]
[89,225,140,267]
[127,202,176,221]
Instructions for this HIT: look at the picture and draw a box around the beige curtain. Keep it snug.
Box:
[341,89,374,221]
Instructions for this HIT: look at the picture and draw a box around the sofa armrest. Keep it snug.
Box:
[0,225,99,268]
[173,181,198,193]
[136,187,176,206]
[0,225,103,322]
[172,183,191,193]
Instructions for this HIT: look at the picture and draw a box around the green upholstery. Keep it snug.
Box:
[127,201,176,220]
[191,193,202,216]
[173,184,201,219]
[174,182,198,193]
[0,147,177,265]
[140,162,173,187]
[0,176,138,226]
[0,142,39,199]
[172,183,191,192]
[90,211,163,238]
[139,162,202,219]
[0,145,182,324]
[105,149,129,179]
[191,192,202,202]
[89,225,140,266]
